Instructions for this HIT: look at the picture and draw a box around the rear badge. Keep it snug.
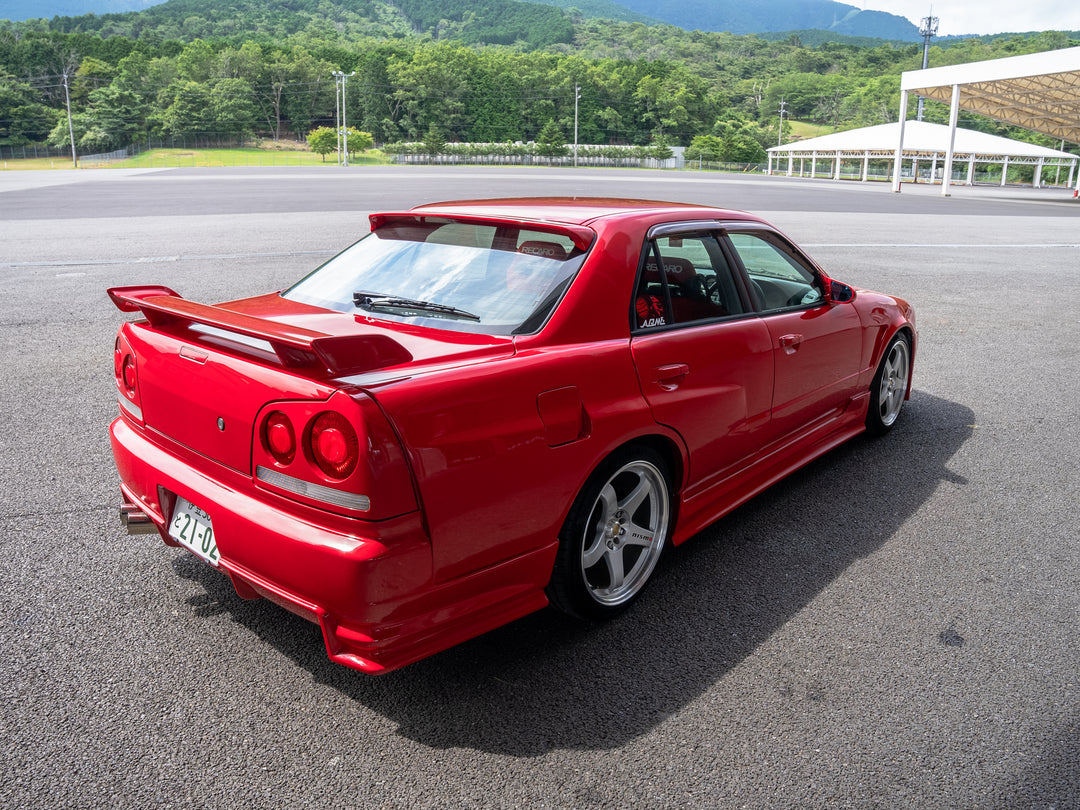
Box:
[217,417,225,431]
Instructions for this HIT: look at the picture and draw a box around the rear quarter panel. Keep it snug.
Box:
[368,341,669,582]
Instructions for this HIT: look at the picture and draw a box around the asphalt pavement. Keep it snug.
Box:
[1,166,1078,809]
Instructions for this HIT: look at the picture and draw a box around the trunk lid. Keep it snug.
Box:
[113,288,514,473]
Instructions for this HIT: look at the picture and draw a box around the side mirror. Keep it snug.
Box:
[825,279,856,303]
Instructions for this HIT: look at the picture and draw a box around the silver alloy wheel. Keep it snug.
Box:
[579,459,670,607]
[876,337,910,428]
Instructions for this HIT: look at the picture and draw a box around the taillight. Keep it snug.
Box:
[262,411,296,465]
[114,335,137,393]
[252,393,416,520]
[122,354,137,392]
[114,329,144,422]
[309,411,359,479]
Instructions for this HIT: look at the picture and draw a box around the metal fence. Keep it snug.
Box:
[0,137,262,163]
[79,147,130,163]
[683,160,769,173]
[0,143,77,161]
[392,153,679,169]
[2,138,769,175]
[392,153,767,173]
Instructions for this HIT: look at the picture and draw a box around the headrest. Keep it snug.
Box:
[644,256,694,283]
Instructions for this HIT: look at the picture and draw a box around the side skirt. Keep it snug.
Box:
[672,391,869,545]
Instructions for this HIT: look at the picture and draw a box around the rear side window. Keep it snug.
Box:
[634,233,744,330]
[284,220,587,335]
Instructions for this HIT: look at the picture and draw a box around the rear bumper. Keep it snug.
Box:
[111,416,554,674]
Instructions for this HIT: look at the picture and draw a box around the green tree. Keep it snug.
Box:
[722,134,766,163]
[210,78,257,140]
[0,71,58,146]
[389,44,471,140]
[596,106,624,143]
[175,39,215,83]
[72,56,115,105]
[649,135,673,161]
[281,47,334,137]
[422,122,445,156]
[252,48,292,141]
[464,56,521,142]
[356,50,398,143]
[45,115,75,152]
[79,84,150,149]
[536,118,567,157]
[686,134,723,161]
[307,125,337,161]
[160,80,212,138]
[344,127,374,156]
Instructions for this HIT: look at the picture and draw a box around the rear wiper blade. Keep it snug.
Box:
[353,291,480,322]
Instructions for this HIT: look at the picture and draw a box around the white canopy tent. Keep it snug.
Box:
[893,46,1080,196]
[766,120,1077,187]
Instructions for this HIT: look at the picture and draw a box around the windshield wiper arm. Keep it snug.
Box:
[353,291,480,322]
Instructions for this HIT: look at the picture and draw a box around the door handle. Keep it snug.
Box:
[653,363,689,390]
[779,334,802,354]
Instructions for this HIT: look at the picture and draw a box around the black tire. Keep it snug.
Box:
[547,445,672,620]
[866,332,911,435]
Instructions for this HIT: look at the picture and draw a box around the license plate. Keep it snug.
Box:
[169,496,220,566]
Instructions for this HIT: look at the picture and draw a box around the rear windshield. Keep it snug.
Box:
[284,219,589,335]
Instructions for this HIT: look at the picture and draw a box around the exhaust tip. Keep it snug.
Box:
[120,501,159,535]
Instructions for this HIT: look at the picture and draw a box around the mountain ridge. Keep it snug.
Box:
[604,0,919,40]
[2,0,919,41]
[0,0,164,19]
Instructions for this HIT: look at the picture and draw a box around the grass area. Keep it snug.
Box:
[787,120,834,140]
[0,155,78,170]
[1,147,393,170]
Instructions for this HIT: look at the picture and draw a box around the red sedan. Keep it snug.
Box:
[109,198,915,674]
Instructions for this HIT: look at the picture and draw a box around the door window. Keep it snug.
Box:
[727,232,824,312]
[633,233,744,330]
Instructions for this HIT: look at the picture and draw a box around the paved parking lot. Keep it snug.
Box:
[1,167,1078,809]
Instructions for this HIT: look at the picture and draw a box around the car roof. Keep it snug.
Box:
[408,197,763,228]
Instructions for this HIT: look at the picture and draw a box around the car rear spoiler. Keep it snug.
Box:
[369,212,595,252]
[107,285,412,377]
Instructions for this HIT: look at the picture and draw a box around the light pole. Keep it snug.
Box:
[332,70,356,166]
[62,70,77,168]
[917,13,939,121]
[573,84,581,167]
[778,97,787,148]
[333,71,341,162]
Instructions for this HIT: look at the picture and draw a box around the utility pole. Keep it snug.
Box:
[332,70,356,166]
[573,84,581,167]
[778,97,787,148]
[62,70,77,169]
[333,71,341,163]
[341,71,353,166]
[917,12,939,121]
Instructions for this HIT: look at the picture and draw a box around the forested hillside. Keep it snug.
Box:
[530,0,657,25]
[7,0,576,48]
[7,0,917,40]
[0,0,1076,160]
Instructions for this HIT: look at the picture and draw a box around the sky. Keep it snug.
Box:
[856,0,1080,36]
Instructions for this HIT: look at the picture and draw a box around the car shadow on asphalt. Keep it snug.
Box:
[981,710,1080,810]
[174,390,973,756]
